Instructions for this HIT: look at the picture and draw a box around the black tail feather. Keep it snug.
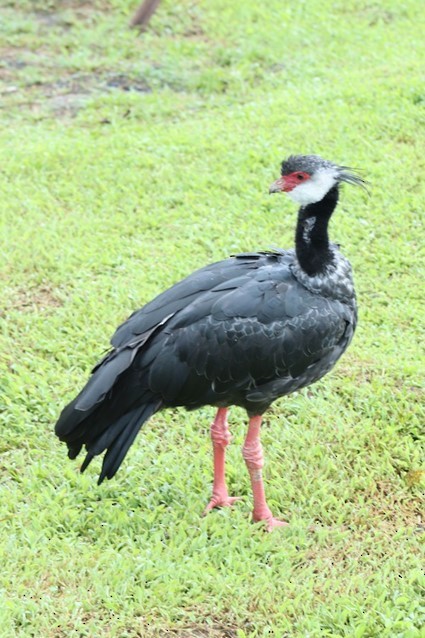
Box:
[55,334,166,481]
[62,399,163,483]
[80,453,93,472]
[97,400,162,484]
[68,444,83,460]
[55,348,140,441]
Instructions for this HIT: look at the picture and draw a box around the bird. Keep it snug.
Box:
[55,154,365,530]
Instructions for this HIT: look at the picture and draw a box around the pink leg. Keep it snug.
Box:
[242,415,288,531]
[203,408,242,515]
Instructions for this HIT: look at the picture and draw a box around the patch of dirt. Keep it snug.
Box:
[49,622,241,638]
[24,2,96,24]
[1,67,153,118]
[5,284,62,314]
[362,480,424,535]
[47,92,90,117]
[0,51,27,86]
[148,624,240,638]
[0,0,155,120]
[336,4,400,25]
[0,54,27,71]
[44,72,151,116]
[0,1,213,119]
[105,73,151,93]
[33,9,74,29]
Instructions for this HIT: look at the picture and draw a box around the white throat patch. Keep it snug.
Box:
[287,167,339,206]
[302,217,316,243]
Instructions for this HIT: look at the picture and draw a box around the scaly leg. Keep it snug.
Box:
[203,408,242,515]
[242,415,288,531]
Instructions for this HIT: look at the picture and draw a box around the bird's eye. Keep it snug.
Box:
[296,173,305,180]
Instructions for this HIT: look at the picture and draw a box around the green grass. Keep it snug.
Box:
[1,0,424,636]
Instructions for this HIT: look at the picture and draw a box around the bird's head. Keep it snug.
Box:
[269,154,367,206]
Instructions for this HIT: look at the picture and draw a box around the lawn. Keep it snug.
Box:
[0,0,424,636]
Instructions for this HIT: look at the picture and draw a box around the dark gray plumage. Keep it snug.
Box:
[55,154,362,489]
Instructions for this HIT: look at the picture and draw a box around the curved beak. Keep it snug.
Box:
[269,177,286,194]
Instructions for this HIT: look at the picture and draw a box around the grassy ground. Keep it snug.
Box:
[1,0,424,636]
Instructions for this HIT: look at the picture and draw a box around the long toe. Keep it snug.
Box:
[202,494,243,516]
[252,512,289,532]
[265,517,289,532]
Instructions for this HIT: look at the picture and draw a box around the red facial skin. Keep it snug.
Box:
[270,171,311,193]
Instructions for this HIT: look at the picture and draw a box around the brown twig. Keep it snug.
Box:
[130,0,162,28]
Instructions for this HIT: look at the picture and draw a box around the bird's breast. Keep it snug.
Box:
[290,249,356,304]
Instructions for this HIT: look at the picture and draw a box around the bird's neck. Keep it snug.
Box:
[295,186,339,277]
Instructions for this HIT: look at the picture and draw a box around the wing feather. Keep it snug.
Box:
[90,250,354,411]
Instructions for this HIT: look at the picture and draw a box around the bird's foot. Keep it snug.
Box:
[202,491,242,516]
[252,510,289,532]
